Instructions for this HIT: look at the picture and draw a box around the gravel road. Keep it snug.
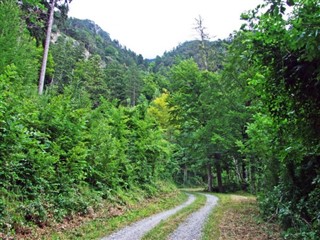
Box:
[101,193,196,240]
[168,194,218,240]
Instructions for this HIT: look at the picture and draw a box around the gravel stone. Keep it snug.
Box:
[168,194,218,240]
[101,194,196,240]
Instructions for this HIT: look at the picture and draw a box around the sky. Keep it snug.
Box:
[69,0,264,59]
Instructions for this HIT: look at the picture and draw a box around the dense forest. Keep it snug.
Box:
[0,0,319,239]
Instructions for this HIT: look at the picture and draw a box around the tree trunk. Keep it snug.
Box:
[195,16,209,70]
[242,157,248,191]
[233,156,242,184]
[216,161,223,192]
[207,163,213,192]
[38,0,56,95]
[214,153,223,192]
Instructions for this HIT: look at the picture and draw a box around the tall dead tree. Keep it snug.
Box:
[38,0,56,95]
[194,15,210,70]
[38,0,71,95]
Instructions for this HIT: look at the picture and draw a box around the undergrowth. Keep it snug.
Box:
[9,181,184,239]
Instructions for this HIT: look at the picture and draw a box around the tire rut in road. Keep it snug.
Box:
[101,193,196,240]
[168,194,218,240]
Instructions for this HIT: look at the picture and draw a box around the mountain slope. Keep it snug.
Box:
[150,39,230,73]
[58,18,146,67]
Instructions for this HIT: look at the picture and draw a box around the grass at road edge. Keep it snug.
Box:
[47,190,188,240]
[142,192,206,240]
[202,193,281,240]
[202,193,228,240]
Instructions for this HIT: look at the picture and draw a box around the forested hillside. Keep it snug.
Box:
[1,0,319,239]
[150,39,228,73]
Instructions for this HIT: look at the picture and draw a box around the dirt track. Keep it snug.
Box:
[101,193,218,240]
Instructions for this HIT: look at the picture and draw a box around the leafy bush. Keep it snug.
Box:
[259,182,320,239]
[22,199,48,226]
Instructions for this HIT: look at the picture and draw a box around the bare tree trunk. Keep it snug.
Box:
[233,156,242,184]
[38,0,56,95]
[207,163,213,192]
[242,157,248,191]
[194,16,209,70]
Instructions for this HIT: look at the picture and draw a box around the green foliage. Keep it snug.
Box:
[63,18,146,67]
[72,54,108,106]
[20,0,73,45]
[104,61,128,102]
[147,92,172,131]
[0,3,175,236]
[51,35,86,91]
[49,185,183,239]
[236,0,320,237]
[168,58,249,191]
[0,0,39,85]
[151,40,228,72]
[86,101,129,191]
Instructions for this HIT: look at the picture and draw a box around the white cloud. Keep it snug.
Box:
[69,0,263,59]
